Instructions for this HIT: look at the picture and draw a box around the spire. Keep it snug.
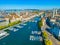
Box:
[56,9,57,15]
[53,8,55,18]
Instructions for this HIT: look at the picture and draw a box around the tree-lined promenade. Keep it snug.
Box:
[0,20,21,30]
[38,18,53,45]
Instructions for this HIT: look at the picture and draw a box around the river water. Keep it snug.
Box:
[0,16,44,45]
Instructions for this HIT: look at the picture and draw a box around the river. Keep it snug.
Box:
[0,16,44,45]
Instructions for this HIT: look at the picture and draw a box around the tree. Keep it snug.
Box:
[38,19,43,28]
[45,39,53,45]
[42,31,48,39]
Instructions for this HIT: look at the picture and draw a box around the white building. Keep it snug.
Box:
[53,8,58,18]
[0,16,9,26]
[50,18,56,22]
[6,13,21,23]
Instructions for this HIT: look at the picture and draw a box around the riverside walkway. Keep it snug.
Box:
[45,21,60,45]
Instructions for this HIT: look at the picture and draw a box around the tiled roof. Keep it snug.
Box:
[5,13,20,20]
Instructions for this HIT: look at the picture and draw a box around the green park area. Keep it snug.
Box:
[0,20,21,30]
[38,19,43,28]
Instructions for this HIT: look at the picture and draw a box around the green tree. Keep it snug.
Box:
[0,20,21,30]
[42,31,48,39]
[38,19,43,28]
[45,39,53,45]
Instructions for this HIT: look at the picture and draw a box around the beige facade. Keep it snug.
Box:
[0,16,9,26]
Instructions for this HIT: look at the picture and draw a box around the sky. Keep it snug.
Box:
[0,0,60,9]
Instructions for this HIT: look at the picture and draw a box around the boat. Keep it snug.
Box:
[0,31,9,40]
[13,27,19,32]
[29,35,43,41]
[16,26,20,28]
[14,29,18,32]
[23,24,27,25]
[9,28,14,31]
[31,31,41,35]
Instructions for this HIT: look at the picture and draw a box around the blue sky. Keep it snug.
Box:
[0,0,60,9]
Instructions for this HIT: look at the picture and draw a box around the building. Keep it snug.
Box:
[46,17,60,40]
[41,18,46,26]
[41,18,46,30]
[47,24,60,40]
[45,10,53,18]
[52,8,60,18]
[50,18,56,22]
[0,16,9,26]
[5,13,21,23]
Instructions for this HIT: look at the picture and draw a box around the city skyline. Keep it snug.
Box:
[0,0,60,9]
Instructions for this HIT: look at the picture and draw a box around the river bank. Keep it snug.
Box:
[0,16,44,45]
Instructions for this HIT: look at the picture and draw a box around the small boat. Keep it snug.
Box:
[23,24,27,25]
[16,26,20,28]
[9,28,14,31]
[19,26,23,28]
[31,31,41,35]
[29,35,43,41]
[14,28,19,32]
[13,27,19,32]
[0,31,9,40]
[30,35,35,41]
